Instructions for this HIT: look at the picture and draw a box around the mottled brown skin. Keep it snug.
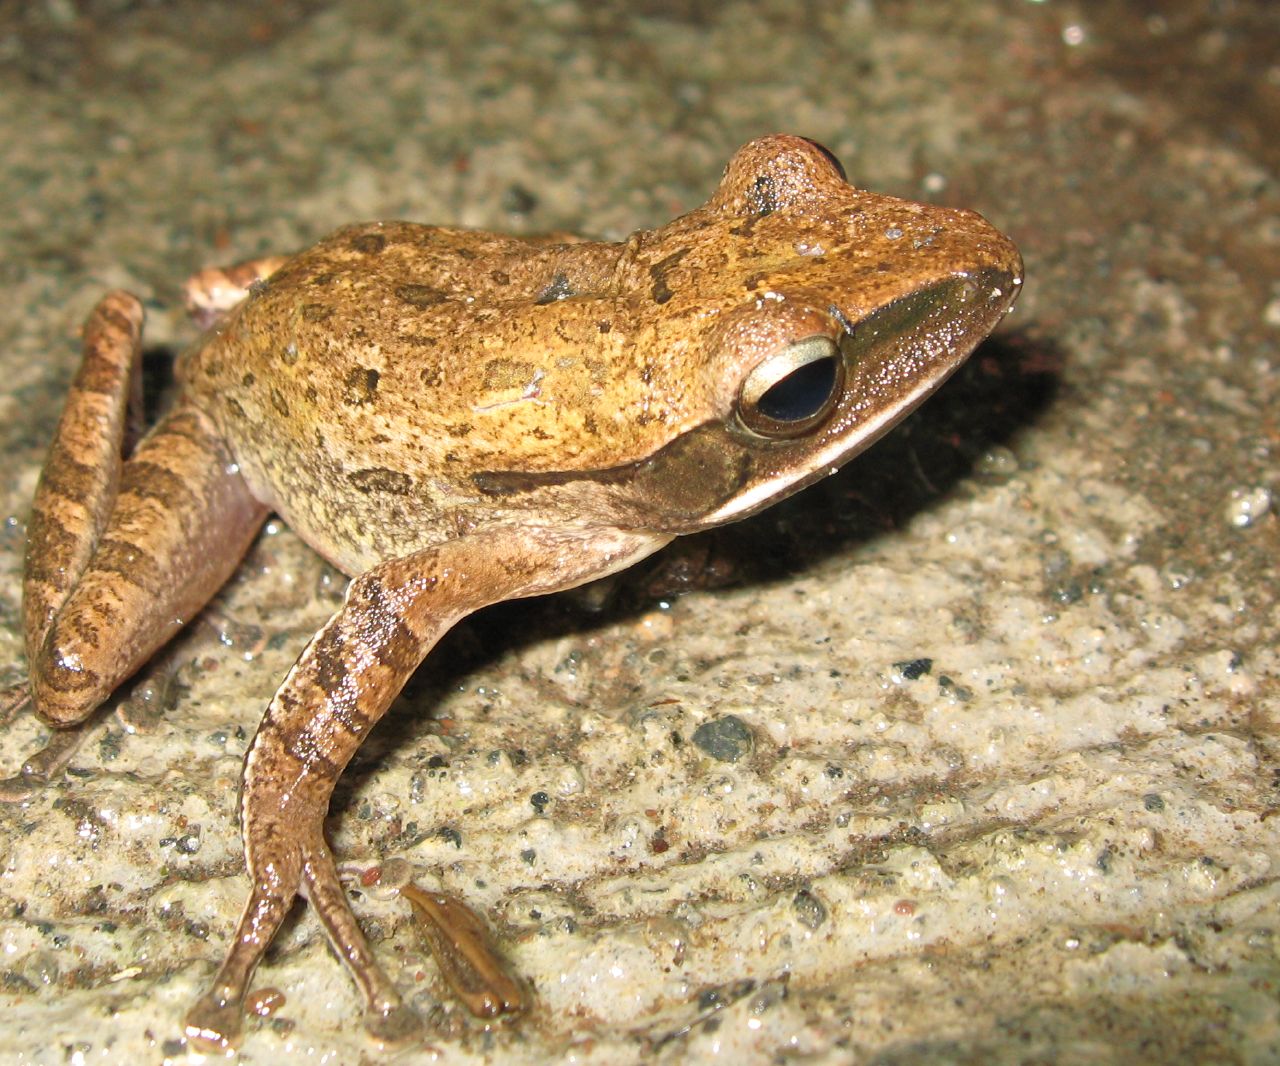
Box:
[8,135,1022,1049]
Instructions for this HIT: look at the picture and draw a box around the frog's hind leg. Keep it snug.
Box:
[22,292,143,662]
[8,292,269,794]
[28,404,269,728]
[2,292,144,796]
[183,255,290,329]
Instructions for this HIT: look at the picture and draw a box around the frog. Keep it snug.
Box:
[6,134,1022,1049]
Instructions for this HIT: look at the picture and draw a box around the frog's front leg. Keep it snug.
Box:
[185,526,668,1051]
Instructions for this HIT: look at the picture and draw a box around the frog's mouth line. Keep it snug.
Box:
[470,267,1021,533]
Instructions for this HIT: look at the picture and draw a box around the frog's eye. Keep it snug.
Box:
[736,336,844,438]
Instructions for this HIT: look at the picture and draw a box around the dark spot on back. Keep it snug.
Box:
[396,283,450,309]
[241,372,255,387]
[351,232,387,255]
[350,467,413,495]
[490,270,511,286]
[534,273,576,305]
[300,303,333,323]
[649,248,688,305]
[747,174,779,217]
[343,367,380,405]
[270,388,290,417]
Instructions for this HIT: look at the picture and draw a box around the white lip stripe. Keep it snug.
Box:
[698,358,955,527]
[700,274,1022,528]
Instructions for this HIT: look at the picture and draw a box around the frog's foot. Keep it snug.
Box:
[362,1000,424,1048]
[185,987,411,1056]
[184,986,245,1054]
[300,836,425,1044]
[187,819,425,1048]
[0,718,99,803]
[183,255,290,330]
[399,881,526,1018]
[185,833,305,1052]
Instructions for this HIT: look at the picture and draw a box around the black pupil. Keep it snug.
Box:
[756,356,839,423]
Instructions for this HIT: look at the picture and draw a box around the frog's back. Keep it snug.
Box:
[179,222,636,573]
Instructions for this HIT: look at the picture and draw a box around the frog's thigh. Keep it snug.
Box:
[183,255,291,329]
[30,403,268,726]
[186,527,667,1050]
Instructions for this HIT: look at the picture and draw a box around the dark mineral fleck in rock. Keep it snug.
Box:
[692,715,754,762]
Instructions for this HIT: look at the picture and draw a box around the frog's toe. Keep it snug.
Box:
[184,993,244,1054]
[0,682,31,726]
[363,1000,423,1047]
[0,725,96,803]
[0,773,39,804]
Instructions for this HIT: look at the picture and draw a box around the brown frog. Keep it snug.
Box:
[6,135,1021,1049]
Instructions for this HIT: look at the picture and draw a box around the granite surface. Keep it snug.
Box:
[0,2,1276,1063]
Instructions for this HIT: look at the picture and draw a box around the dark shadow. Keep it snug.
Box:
[140,343,180,422]
[721,327,1065,579]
